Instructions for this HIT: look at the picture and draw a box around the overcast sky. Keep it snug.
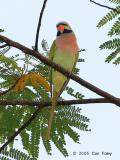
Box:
[0,0,120,160]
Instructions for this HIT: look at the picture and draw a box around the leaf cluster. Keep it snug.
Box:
[97,1,120,64]
[0,38,89,158]
[0,147,34,160]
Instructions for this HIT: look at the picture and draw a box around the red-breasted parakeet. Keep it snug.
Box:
[46,21,79,140]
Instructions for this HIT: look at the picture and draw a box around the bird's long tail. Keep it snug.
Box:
[46,92,59,140]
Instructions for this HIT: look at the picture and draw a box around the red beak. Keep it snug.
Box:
[57,25,65,33]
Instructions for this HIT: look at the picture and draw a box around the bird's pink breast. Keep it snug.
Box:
[55,33,79,53]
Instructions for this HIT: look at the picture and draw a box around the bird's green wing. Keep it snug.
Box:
[48,40,57,97]
[48,40,57,60]
[58,51,79,96]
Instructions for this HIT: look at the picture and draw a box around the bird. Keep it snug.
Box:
[46,21,80,140]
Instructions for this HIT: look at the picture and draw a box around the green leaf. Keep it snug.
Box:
[41,127,52,155]
[108,17,120,36]
[113,56,120,64]
[97,6,120,28]
[78,58,85,62]
[63,124,80,143]
[0,147,32,160]
[51,131,69,157]
[66,86,84,99]
[108,0,120,4]
[0,54,21,72]
[99,38,120,50]
[0,29,4,32]
[105,49,119,63]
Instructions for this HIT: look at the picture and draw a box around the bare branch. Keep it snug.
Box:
[34,0,48,51]
[0,106,42,152]
[0,35,120,107]
[0,98,115,107]
[90,0,120,13]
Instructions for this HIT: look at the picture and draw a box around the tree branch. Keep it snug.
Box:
[90,0,120,13]
[34,0,48,51]
[0,98,115,107]
[0,35,120,107]
[0,106,42,152]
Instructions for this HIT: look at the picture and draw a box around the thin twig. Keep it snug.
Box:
[0,98,115,107]
[0,107,42,152]
[90,0,120,13]
[34,0,48,51]
[0,35,120,107]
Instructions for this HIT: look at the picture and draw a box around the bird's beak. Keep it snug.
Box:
[57,25,65,33]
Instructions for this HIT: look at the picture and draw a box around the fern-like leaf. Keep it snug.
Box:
[113,56,120,64]
[41,125,52,155]
[64,124,80,143]
[51,129,69,157]
[0,147,33,160]
[108,0,120,4]
[99,38,120,50]
[0,54,21,72]
[0,29,4,32]
[97,6,120,28]
[105,49,119,63]
[108,17,120,36]
[78,58,85,62]
[66,86,84,100]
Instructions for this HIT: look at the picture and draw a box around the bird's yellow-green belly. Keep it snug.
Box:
[52,50,76,93]
[53,50,75,70]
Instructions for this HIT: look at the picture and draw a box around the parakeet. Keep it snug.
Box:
[46,21,79,140]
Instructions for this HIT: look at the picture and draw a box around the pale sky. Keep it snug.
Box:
[0,0,120,160]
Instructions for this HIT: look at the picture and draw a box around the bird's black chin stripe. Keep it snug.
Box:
[57,31,61,37]
[64,29,72,34]
[57,29,72,37]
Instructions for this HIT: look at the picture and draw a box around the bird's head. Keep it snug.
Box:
[56,21,73,37]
